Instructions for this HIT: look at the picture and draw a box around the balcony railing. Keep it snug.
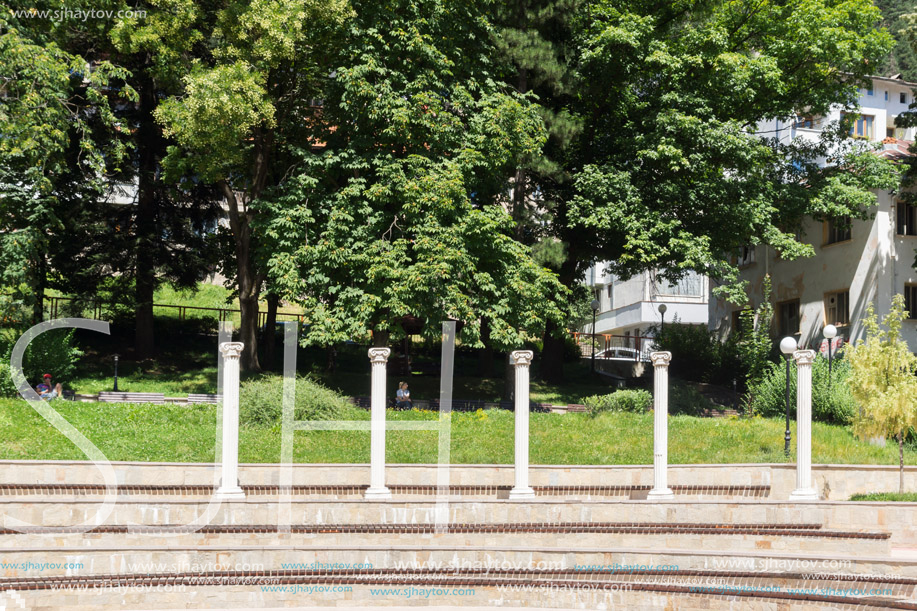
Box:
[572,332,655,362]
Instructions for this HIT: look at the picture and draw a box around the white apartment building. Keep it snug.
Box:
[582,264,709,349]
[709,75,917,352]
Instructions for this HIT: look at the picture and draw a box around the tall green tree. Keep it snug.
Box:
[257,0,569,354]
[156,0,353,370]
[846,295,917,493]
[0,9,132,324]
[876,0,917,81]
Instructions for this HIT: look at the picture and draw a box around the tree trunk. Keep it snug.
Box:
[373,328,390,348]
[326,344,337,373]
[31,255,46,324]
[134,71,159,360]
[478,317,494,377]
[235,225,262,372]
[539,254,580,383]
[261,293,279,370]
[900,431,905,494]
[503,352,514,402]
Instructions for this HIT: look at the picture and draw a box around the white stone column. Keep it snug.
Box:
[215,342,245,500]
[509,350,535,500]
[365,347,392,499]
[647,351,674,500]
[790,349,819,501]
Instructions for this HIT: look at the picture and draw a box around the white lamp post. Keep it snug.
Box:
[779,336,797,458]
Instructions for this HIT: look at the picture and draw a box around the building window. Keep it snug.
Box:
[655,270,703,296]
[606,284,613,309]
[852,115,874,138]
[777,300,800,337]
[736,245,755,267]
[866,88,874,96]
[732,308,753,335]
[824,290,849,327]
[902,92,908,104]
[824,218,852,245]
[842,112,874,139]
[885,91,889,101]
[905,285,917,320]
[793,115,818,129]
[897,202,917,236]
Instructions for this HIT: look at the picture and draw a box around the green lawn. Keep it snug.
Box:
[849,492,917,502]
[1,398,913,465]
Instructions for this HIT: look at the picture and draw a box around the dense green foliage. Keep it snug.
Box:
[583,389,652,415]
[876,0,917,81]
[846,296,917,492]
[651,322,741,384]
[748,356,858,425]
[239,375,351,426]
[0,328,82,387]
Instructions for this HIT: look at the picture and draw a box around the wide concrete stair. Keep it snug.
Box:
[1,461,915,610]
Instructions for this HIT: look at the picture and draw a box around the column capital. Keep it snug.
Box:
[219,342,244,359]
[510,350,534,367]
[793,349,816,366]
[650,351,672,367]
[368,347,391,363]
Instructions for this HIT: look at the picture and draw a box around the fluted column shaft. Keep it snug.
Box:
[647,351,674,500]
[790,349,818,501]
[509,350,535,500]
[216,342,245,500]
[365,348,392,499]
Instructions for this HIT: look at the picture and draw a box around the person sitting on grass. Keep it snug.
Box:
[395,381,412,409]
[35,373,63,400]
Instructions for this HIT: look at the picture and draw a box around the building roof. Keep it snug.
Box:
[876,137,914,161]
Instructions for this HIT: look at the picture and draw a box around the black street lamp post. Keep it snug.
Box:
[779,336,797,458]
[590,299,600,372]
[113,354,120,392]
[658,303,667,334]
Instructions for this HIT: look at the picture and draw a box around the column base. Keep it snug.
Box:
[789,488,819,501]
[364,486,392,500]
[214,486,246,501]
[646,488,674,501]
[509,486,535,500]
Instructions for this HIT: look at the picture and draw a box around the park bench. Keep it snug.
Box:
[187,394,223,404]
[98,392,165,404]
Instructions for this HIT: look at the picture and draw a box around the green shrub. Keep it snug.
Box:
[583,389,652,416]
[0,327,82,387]
[651,322,742,384]
[0,363,17,398]
[748,355,857,424]
[669,382,719,416]
[239,375,350,426]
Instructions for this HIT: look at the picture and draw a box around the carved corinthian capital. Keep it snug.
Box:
[219,342,244,359]
[368,347,391,364]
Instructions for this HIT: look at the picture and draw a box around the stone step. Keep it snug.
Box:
[1,544,911,579]
[7,460,917,502]
[0,523,889,555]
[0,483,770,500]
[0,498,909,542]
[1,567,915,610]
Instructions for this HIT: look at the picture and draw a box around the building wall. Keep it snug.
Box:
[709,190,917,352]
[585,265,709,338]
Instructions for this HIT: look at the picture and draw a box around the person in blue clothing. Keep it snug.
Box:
[395,381,412,409]
[35,373,62,400]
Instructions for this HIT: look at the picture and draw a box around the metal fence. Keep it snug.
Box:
[572,332,655,362]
